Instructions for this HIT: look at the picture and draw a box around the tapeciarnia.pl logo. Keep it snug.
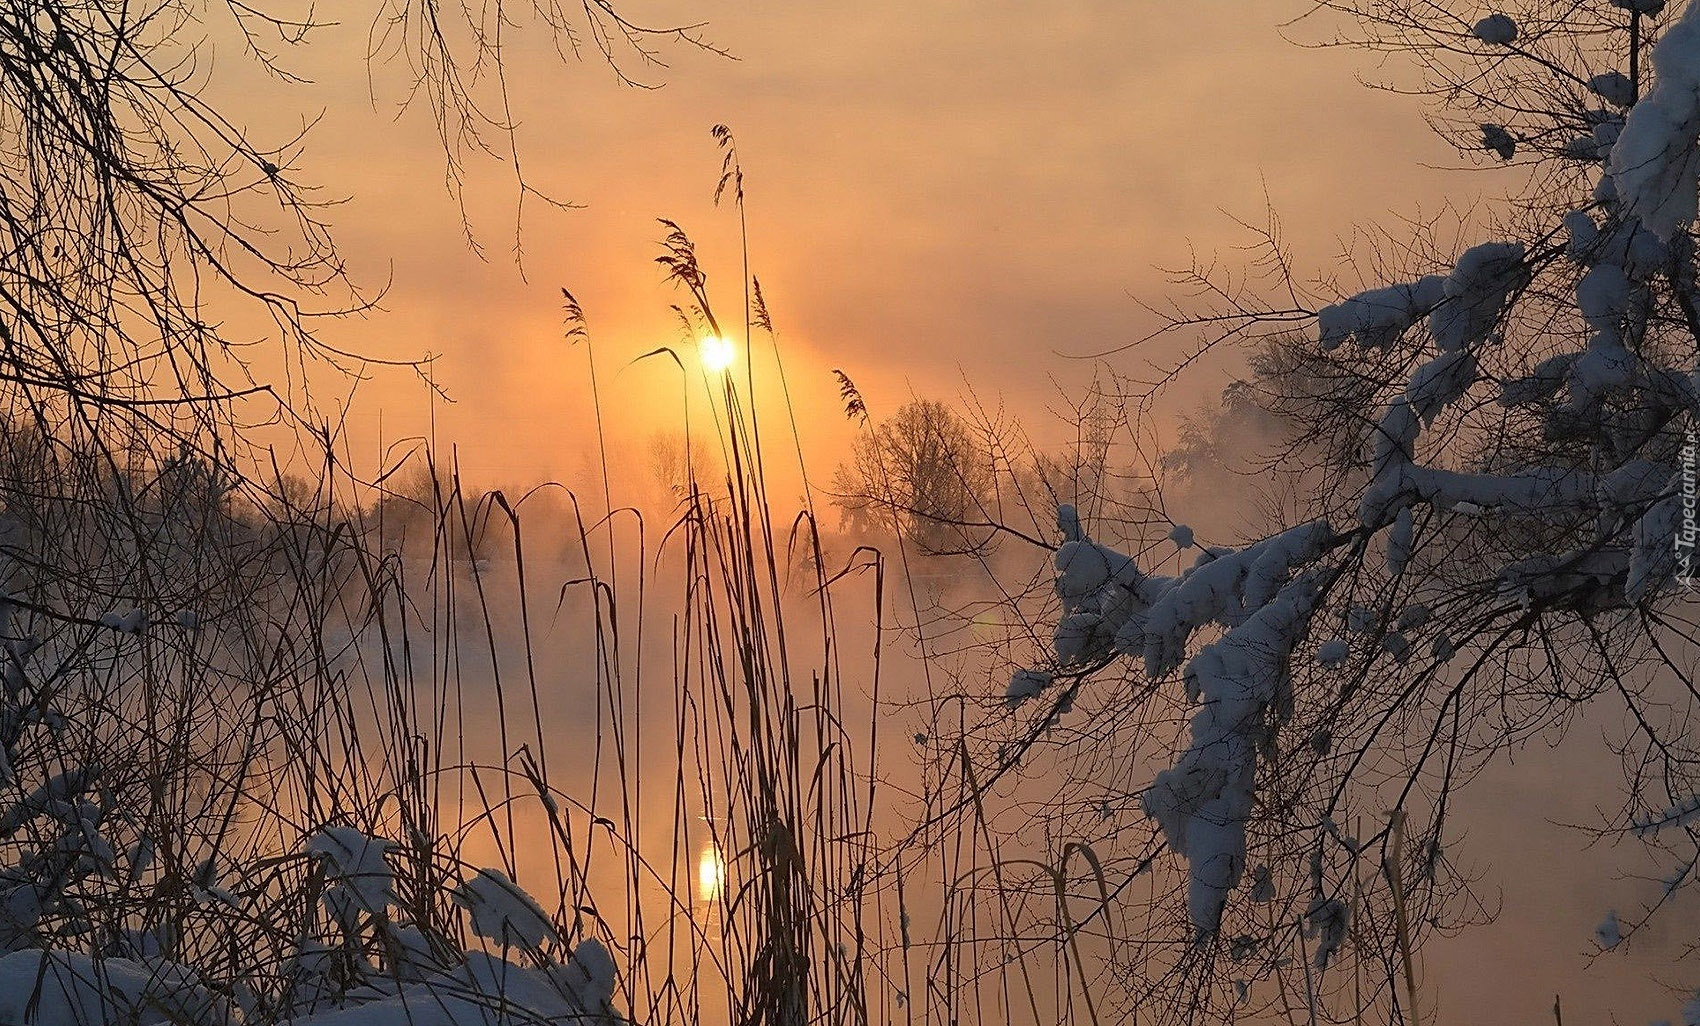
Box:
[1680,425,1697,589]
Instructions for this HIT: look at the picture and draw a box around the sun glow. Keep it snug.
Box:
[697,844,727,902]
[699,335,737,373]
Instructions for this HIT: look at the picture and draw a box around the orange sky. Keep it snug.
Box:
[222,0,1482,488]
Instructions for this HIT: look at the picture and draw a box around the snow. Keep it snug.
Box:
[1249,865,1274,902]
[1591,71,1638,108]
[1372,464,1594,531]
[1595,117,1626,155]
[1373,400,1419,480]
[1317,276,1445,350]
[1405,350,1477,425]
[99,609,147,633]
[1571,332,1636,400]
[1625,222,1670,279]
[1497,548,1630,606]
[0,469,653,1026]
[1387,506,1414,575]
[1472,14,1517,45]
[1501,353,1576,405]
[1633,793,1700,836]
[1595,174,1621,207]
[0,876,43,947]
[1381,632,1411,663]
[1612,0,1666,15]
[1050,527,1164,669]
[1054,611,1110,664]
[0,769,92,836]
[1597,909,1624,949]
[453,868,561,950]
[248,853,624,1025]
[1056,503,1084,543]
[1627,487,1681,603]
[1244,522,1334,610]
[1131,521,1332,679]
[1307,897,1349,969]
[1481,123,1516,160]
[52,801,114,875]
[0,950,233,1026]
[1006,668,1052,707]
[1427,241,1527,352]
[1056,538,1143,612]
[1566,135,1607,161]
[289,942,619,1026]
[1142,574,1324,933]
[1577,263,1631,331]
[1597,460,1671,508]
[1565,210,1600,260]
[1140,553,1253,678]
[564,937,617,1006]
[1026,3,1700,954]
[1608,0,1700,240]
[306,827,395,917]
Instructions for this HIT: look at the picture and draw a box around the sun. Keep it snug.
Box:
[697,843,727,902]
[699,335,737,373]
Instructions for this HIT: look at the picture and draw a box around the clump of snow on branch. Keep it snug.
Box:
[1596,909,1623,949]
[1590,71,1637,109]
[1633,794,1700,836]
[1427,241,1527,352]
[1608,1,1700,241]
[1307,897,1349,969]
[1017,510,1342,933]
[454,867,562,949]
[306,826,395,918]
[1481,123,1516,159]
[1317,277,1445,350]
[1144,573,1326,932]
[98,609,146,633]
[1005,668,1052,707]
[1472,14,1517,45]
